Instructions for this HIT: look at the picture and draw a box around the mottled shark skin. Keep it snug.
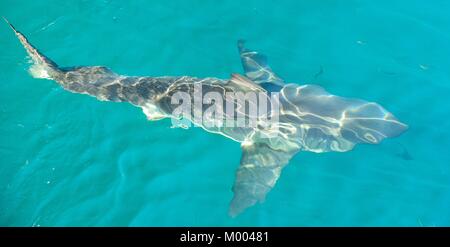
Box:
[5,18,407,216]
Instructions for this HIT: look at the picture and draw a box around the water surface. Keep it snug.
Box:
[0,0,449,226]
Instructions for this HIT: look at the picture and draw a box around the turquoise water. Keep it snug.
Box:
[1,0,450,226]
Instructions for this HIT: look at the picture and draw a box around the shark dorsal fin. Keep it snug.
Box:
[229,73,267,93]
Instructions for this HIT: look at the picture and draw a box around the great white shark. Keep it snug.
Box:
[5,18,407,216]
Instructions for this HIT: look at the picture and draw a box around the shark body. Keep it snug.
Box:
[5,18,407,216]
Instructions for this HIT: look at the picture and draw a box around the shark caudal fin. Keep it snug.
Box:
[3,17,61,79]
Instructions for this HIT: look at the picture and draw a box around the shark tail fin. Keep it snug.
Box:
[3,17,62,79]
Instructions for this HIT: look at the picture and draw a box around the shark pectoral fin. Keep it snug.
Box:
[229,141,299,217]
[237,40,285,89]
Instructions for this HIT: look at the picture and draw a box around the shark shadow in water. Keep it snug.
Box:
[5,18,407,216]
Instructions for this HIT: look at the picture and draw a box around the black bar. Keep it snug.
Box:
[1,227,450,245]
